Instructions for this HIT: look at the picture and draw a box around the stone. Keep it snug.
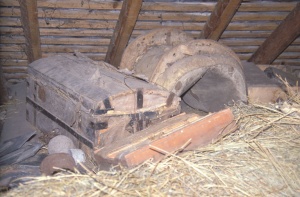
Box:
[48,135,75,154]
[69,149,86,164]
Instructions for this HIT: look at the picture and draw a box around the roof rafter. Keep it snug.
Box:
[200,0,242,41]
[18,0,42,63]
[105,0,142,67]
[249,3,300,64]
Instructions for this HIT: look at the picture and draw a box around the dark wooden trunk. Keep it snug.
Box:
[26,54,180,157]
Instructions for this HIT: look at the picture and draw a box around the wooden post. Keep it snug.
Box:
[18,0,42,63]
[249,3,300,64]
[105,0,142,67]
[200,0,242,40]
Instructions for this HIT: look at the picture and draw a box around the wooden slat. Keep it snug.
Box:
[0,35,110,45]
[249,3,300,64]
[226,22,278,31]
[0,51,27,60]
[105,0,142,67]
[42,52,106,61]
[284,45,300,53]
[221,37,300,46]
[40,37,111,45]
[3,73,28,80]
[237,51,300,61]
[139,12,209,22]
[2,35,299,49]
[2,66,27,73]
[38,28,114,37]
[219,38,267,46]
[1,7,289,23]
[0,0,297,12]
[230,45,300,53]
[0,44,25,52]
[0,27,275,39]
[0,27,276,42]
[0,35,26,44]
[0,51,105,61]
[40,45,108,53]
[221,30,271,38]
[0,7,120,20]
[0,44,108,53]
[237,53,252,60]
[0,0,123,10]
[0,27,23,35]
[277,52,300,59]
[232,12,288,21]
[201,0,242,40]
[0,17,282,31]
[0,27,113,37]
[0,0,19,6]
[19,0,42,63]
[239,2,297,12]
[1,59,28,66]
[273,59,300,66]
[142,2,215,12]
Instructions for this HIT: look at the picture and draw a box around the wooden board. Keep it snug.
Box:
[96,108,236,168]
[0,8,290,23]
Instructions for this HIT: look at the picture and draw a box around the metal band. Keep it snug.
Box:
[103,98,112,109]
[137,89,143,109]
[26,97,94,149]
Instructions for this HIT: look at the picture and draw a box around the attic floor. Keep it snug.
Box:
[0,82,36,142]
[0,82,45,188]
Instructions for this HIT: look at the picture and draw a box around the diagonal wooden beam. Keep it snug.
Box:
[249,3,300,64]
[200,0,242,41]
[18,0,42,63]
[105,0,142,67]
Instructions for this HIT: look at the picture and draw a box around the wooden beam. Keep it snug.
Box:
[105,0,142,67]
[200,0,242,40]
[18,0,41,63]
[249,3,300,64]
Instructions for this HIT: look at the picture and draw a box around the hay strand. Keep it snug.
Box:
[1,84,300,196]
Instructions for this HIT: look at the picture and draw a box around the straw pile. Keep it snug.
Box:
[2,88,300,196]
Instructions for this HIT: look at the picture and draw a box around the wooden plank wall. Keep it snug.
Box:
[0,0,299,81]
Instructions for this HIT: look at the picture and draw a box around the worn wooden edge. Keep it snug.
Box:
[105,0,142,67]
[249,3,300,64]
[95,108,236,168]
[151,39,243,83]
[119,27,193,70]
[201,0,242,40]
[18,0,42,63]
